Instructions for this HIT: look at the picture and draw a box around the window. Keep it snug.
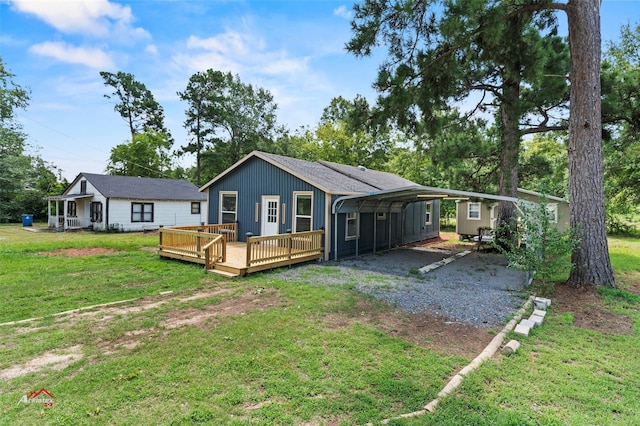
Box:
[293,192,312,232]
[467,202,481,220]
[546,203,558,223]
[131,202,154,222]
[80,180,87,194]
[346,212,358,240]
[90,202,103,223]
[220,192,237,223]
[191,202,201,215]
[425,202,432,225]
[67,201,77,217]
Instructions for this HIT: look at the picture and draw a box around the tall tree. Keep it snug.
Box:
[601,23,640,221]
[550,0,614,287]
[106,131,174,177]
[178,69,226,186]
[100,71,172,143]
[0,56,30,221]
[347,0,570,241]
[1,57,64,222]
[178,70,281,183]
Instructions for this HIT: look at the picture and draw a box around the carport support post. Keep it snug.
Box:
[388,206,392,252]
[373,208,377,254]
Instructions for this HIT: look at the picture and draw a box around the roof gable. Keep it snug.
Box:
[67,173,206,201]
[200,151,419,194]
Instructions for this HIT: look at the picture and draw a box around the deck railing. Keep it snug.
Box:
[203,234,226,269]
[168,223,237,242]
[246,230,324,267]
[159,227,227,267]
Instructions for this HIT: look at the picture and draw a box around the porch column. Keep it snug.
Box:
[63,199,68,231]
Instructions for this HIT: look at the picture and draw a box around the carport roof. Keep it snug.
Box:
[332,185,519,213]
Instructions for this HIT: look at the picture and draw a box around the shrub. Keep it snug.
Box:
[495,197,579,295]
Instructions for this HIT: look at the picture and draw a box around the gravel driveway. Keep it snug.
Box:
[274,247,530,328]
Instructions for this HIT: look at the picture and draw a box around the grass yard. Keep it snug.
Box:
[1,225,639,425]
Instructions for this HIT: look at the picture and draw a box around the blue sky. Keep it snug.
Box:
[0,0,637,181]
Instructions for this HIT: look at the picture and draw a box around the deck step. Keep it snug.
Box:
[207,268,240,278]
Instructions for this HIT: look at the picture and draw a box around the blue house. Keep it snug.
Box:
[199,151,444,261]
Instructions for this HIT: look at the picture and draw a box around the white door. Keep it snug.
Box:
[261,196,280,236]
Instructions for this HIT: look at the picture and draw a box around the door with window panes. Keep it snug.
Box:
[261,196,279,236]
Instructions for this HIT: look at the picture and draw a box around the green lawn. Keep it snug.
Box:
[1,225,638,425]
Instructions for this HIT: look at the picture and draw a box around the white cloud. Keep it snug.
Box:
[29,41,115,69]
[333,5,353,20]
[145,44,159,55]
[177,31,310,79]
[9,0,150,41]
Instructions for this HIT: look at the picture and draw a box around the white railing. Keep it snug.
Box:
[65,217,90,229]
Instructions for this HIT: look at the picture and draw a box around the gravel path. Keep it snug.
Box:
[274,247,530,328]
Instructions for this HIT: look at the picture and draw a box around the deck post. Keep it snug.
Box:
[245,233,253,267]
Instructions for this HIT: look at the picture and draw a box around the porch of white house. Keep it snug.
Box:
[47,195,93,231]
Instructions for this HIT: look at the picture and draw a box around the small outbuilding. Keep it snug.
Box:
[455,188,570,239]
[48,173,206,232]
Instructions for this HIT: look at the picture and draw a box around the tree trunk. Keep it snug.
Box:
[496,19,522,244]
[566,0,615,287]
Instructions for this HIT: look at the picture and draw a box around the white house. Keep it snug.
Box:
[48,173,206,232]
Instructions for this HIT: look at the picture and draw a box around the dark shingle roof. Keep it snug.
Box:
[72,173,206,201]
[249,152,418,194]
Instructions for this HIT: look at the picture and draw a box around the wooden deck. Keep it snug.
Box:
[158,225,324,277]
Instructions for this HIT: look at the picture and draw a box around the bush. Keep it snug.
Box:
[495,197,579,296]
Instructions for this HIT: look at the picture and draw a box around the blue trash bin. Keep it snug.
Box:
[21,214,33,227]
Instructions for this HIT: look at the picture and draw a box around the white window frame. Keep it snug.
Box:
[219,191,238,224]
[546,203,558,223]
[293,191,313,233]
[425,202,433,225]
[345,212,359,240]
[467,202,481,220]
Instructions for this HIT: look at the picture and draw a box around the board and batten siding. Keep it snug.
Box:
[205,156,327,241]
[107,199,205,232]
[334,201,440,258]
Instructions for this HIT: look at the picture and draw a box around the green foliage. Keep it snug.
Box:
[100,71,172,143]
[178,70,282,184]
[602,23,640,236]
[496,196,578,295]
[106,131,174,178]
[0,56,65,222]
[347,1,572,246]
[520,133,569,199]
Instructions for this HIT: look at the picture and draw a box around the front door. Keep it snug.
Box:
[261,196,280,236]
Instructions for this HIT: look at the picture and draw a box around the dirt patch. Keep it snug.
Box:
[552,283,634,335]
[0,345,83,380]
[160,288,280,329]
[39,247,122,257]
[405,232,474,253]
[324,298,494,359]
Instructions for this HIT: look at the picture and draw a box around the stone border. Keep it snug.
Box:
[375,294,536,424]
[418,250,472,274]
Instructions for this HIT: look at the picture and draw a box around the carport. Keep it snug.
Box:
[331,185,518,261]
